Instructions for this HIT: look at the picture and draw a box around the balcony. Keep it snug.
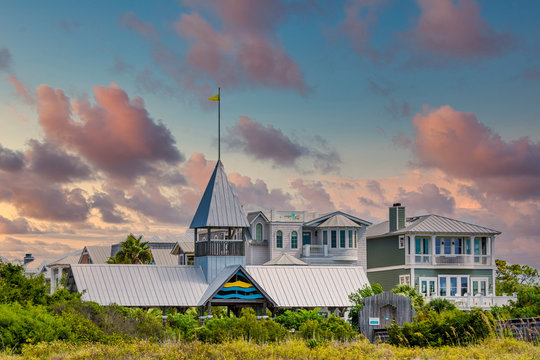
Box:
[425,293,516,310]
[302,244,328,257]
[406,254,492,265]
[195,240,244,257]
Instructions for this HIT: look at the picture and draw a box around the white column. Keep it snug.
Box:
[431,235,436,265]
[490,236,495,265]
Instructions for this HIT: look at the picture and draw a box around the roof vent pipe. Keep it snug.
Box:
[389,204,406,232]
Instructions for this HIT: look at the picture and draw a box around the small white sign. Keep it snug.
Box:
[369,317,380,326]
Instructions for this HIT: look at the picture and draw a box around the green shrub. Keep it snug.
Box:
[0,262,49,305]
[168,312,198,341]
[274,308,324,330]
[427,298,457,314]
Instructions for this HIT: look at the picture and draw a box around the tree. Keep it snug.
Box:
[107,234,152,264]
[391,284,425,311]
[495,259,539,295]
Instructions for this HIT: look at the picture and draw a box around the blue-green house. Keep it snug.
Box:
[366,204,514,309]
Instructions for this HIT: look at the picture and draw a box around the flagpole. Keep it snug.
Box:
[218,87,221,162]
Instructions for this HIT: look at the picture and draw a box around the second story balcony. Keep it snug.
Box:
[195,240,245,257]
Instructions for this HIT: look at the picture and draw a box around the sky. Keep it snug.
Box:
[0,0,539,268]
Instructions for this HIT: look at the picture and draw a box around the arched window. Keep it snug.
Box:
[276,230,283,248]
[256,223,263,241]
[291,231,298,248]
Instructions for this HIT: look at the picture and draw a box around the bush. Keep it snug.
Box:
[387,308,497,347]
[168,312,198,341]
[274,308,324,330]
[0,262,49,305]
[427,298,457,314]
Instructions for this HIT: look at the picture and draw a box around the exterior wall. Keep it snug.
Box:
[367,269,410,291]
[247,243,270,265]
[269,223,304,261]
[414,268,495,294]
[357,227,367,269]
[367,235,404,269]
[195,256,246,283]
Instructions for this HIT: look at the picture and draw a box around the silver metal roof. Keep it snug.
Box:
[263,253,308,266]
[303,211,371,228]
[171,241,195,255]
[367,214,501,238]
[70,264,208,307]
[317,213,361,228]
[81,245,112,264]
[47,250,83,267]
[150,249,179,265]
[246,266,370,308]
[190,161,250,229]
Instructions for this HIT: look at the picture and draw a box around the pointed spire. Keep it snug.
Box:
[189,161,249,229]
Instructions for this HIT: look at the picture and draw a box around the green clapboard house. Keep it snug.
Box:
[366,203,515,310]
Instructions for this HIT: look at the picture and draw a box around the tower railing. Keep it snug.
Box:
[195,240,245,257]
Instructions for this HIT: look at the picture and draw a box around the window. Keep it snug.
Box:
[291,231,298,249]
[323,231,328,245]
[340,230,346,247]
[331,230,337,248]
[354,232,357,248]
[415,237,429,254]
[349,230,353,248]
[276,231,283,248]
[454,238,462,254]
[465,238,471,254]
[256,223,262,241]
[443,238,451,254]
[399,236,405,249]
[399,275,410,285]
[303,232,311,245]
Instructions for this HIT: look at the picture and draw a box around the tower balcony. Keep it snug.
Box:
[195,240,245,257]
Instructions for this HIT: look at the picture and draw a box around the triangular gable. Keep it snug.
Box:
[248,211,270,225]
[303,211,371,228]
[197,265,276,307]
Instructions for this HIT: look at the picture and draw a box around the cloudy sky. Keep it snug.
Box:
[0,0,539,267]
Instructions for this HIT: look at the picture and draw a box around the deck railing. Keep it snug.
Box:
[425,293,516,310]
[406,254,492,265]
[302,244,329,257]
[195,240,244,257]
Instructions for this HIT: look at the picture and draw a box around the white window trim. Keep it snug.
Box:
[398,236,405,249]
[399,274,410,285]
[255,222,263,242]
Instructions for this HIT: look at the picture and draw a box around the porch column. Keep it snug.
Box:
[430,235,436,264]
[490,236,495,265]
[410,233,415,264]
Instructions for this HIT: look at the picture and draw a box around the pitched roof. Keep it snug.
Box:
[171,241,195,255]
[303,211,371,228]
[47,250,83,267]
[263,253,308,266]
[317,213,361,228]
[246,266,370,308]
[247,211,270,224]
[190,161,250,229]
[81,245,112,264]
[367,214,501,238]
[197,265,276,307]
[70,265,208,307]
[150,249,178,265]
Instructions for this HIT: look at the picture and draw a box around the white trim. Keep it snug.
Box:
[367,264,495,272]
[367,265,410,272]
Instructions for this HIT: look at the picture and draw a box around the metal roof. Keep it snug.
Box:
[171,241,195,255]
[247,211,270,224]
[82,245,112,264]
[367,214,501,238]
[263,253,308,266]
[317,213,361,228]
[303,211,371,228]
[246,266,370,308]
[47,250,83,267]
[197,265,276,307]
[190,161,250,229]
[150,249,179,265]
[70,265,208,307]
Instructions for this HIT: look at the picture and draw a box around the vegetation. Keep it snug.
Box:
[106,234,152,264]
[347,284,383,330]
[494,260,540,318]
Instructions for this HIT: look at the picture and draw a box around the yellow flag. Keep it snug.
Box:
[208,94,220,101]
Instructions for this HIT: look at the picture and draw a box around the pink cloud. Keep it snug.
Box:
[392,131,412,148]
[0,144,25,171]
[173,1,306,93]
[36,83,183,179]
[0,216,36,234]
[412,105,540,199]
[229,172,293,210]
[407,0,514,59]
[0,47,11,72]
[7,74,35,105]
[397,183,456,215]
[290,179,335,212]
[120,12,160,41]
[335,0,387,60]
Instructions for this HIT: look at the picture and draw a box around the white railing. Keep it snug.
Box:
[302,244,329,257]
[406,254,492,265]
[425,294,516,310]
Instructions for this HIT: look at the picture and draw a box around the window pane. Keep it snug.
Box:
[444,238,452,254]
[354,232,357,248]
[461,277,468,296]
[323,231,328,245]
[340,230,346,247]
[436,238,441,254]
[415,237,421,254]
[440,278,446,296]
[465,238,471,254]
[256,224,262,241]
[291,231,297,249]
[474,238,480,255]
[481,281,486,295]
[455,238,462,254]
[349,230,353,248]
[331,231,337,248]
[473,281,478,295]
[423,238,429,254]
[276,231,282,248]
[303,232,310,245]
[481,238,487,255]
[450,277,457,296]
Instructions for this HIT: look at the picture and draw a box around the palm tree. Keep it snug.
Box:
[107,234,153,264]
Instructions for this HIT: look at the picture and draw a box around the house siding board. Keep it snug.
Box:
[367,235,403,269]
[367,269,410,291]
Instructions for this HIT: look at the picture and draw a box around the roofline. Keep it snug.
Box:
[303,210,372,227]
[248,211,270,224]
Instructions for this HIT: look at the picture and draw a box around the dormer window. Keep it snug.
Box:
[256,223,263,241]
